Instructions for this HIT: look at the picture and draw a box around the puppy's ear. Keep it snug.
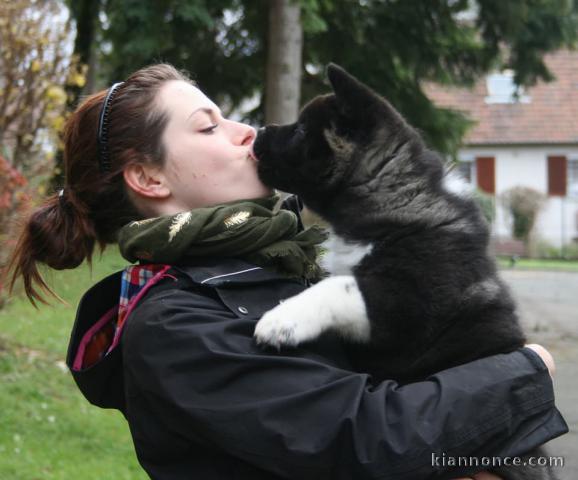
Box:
[326,64,357,93]
[326,63,377,115]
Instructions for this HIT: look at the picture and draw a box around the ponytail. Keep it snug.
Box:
[6,190,99,306]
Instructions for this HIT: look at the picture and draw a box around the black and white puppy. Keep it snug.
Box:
[252,64,557,480]
[253,63,526,379]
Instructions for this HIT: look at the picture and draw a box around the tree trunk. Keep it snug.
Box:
[265,0,303,125]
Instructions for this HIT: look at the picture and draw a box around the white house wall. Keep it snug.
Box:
[459,146,578,248]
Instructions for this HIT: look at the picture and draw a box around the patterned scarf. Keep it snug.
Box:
[117,194,328,281]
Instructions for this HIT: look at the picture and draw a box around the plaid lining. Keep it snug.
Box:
[112,264,169,350]
[80,264,169,369]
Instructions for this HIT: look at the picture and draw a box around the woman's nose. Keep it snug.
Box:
[235,123,256,146]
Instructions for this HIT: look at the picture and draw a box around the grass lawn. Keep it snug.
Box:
[496,256,578,271]
[0,249,147,480]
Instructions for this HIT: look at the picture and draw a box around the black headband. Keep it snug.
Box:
[97,82,124,173]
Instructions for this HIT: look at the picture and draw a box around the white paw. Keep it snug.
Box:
[253,276,371,349]
[254,299,323,349]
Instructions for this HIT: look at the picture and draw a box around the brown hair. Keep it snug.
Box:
[6,63,194,305]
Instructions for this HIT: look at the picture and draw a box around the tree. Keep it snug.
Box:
[73,0,578,155]
[298,0,578,154]
[265,0,303,124]
[0,0,78,303]
[51,0,101,189]
[0,0,74,170]
[102,0,264,115]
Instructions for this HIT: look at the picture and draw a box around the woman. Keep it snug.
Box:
[8,64,566,480]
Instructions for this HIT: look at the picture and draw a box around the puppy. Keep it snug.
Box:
[252,64,557,480]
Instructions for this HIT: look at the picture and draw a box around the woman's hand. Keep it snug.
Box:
[525,343,556,377]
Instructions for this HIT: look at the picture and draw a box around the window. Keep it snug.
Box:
[456,160,476,185]
[485,70,530,104]
[568,159,578,197]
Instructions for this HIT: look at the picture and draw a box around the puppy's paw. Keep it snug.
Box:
[254,301,323,349]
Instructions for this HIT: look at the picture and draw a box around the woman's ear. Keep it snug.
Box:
[123,163,171,199]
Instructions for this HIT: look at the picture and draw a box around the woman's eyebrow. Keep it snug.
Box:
[187,107,222,122]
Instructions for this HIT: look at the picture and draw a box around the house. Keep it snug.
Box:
[425,50,578,250]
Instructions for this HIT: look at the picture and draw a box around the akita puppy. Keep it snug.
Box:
[253,64,560,480]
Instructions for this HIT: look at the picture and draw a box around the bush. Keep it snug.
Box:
[500,186,545,252]
[0,154,30,306]
[535,239,578,259]
[472,189,495,224]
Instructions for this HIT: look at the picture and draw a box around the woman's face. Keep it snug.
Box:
[157,80,272,210]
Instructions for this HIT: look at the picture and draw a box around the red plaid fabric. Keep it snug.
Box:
[81,264,171,369]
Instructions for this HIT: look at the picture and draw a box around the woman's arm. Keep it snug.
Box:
[123,286,567,480]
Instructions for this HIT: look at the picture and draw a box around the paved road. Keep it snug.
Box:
[500,269,578,480]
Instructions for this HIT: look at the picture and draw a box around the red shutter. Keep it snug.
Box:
[476,156,495,194]
[547,156,567,196]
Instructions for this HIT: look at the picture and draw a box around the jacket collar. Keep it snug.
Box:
[172,257,308,287]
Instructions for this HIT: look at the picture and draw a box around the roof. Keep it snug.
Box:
[424,50,578,146]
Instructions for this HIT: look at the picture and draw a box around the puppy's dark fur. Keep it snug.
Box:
[253,64,557,480]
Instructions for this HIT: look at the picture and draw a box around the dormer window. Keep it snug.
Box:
[485,70,531,104]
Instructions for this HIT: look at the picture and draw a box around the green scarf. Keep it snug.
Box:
[117,194,328,281]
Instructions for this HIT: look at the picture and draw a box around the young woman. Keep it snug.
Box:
[8,64,565,480]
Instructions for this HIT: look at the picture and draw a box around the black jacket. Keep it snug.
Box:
[66,203,567,480]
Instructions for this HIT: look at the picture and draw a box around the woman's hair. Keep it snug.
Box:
[7,63,194,305]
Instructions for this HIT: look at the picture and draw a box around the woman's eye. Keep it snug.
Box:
[200,124,218,134]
